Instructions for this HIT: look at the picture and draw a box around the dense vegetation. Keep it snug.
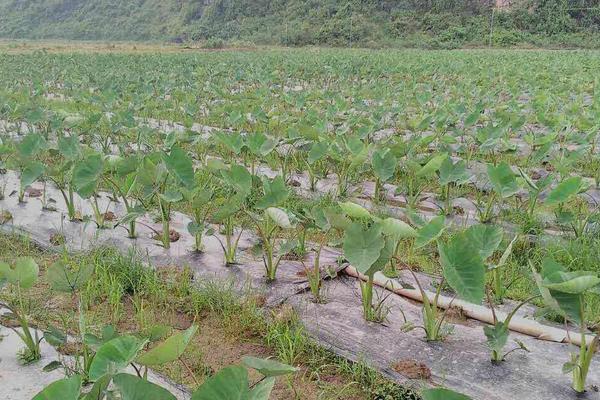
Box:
[1,0,600,48]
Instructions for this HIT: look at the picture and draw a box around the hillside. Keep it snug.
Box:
[0,0,599,48]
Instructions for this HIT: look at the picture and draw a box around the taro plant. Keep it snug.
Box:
[339,202,411,321]
[73,152,108,228]
[247,175,294,281]
[483,291,537,364]
[437,156,471,215]
[371,147,397,202]
[14,133,47,203]
[327,136,368,197]
[545,176,595,237]
[184,185,215,252]
[532,258,600,393]
[46,135,82,220]
[0,257,42,363]
[34,353,295,400]
[476,162,520,223]
[212,164,253,265]
[517,167,553,219]
[305,139,330,192]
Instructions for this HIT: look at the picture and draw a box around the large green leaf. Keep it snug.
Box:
[265,207,292,229]
[162,146,195,189]
[46,261,94,293]
[415,216,445,248]
[422,388,472,400]
[308,141,329,164]
[465,224,503,260]
[73,154,104,198]
[191,366,249,400]
[82,374,112,400]
[241,356,296,377]
[17,133,46,159]
[32,375,81,400]
[20,161,45,189]
[381,217,417,240]
[339,201,371,220]
[57,135,81,160]
[438,234,486,304]
[543,271,600,294]
[221,165,252,195]
[487,162,519,198]
[533,259,582,325]
[89,335,147,381]
[0,257,39,289]
[137,325,198,366]
[545,176,584,205]
[342,223,385,275]
[248,377,276,400]
[416,153,447,177]
[439,157,470,186]
[255,176,289,209]
[372,148,396,182]
[113,373,176,400]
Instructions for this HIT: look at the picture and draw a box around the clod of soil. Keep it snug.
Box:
[103,211,117,221]
[25,187,43,198]
[391,359,432,380]
[153,229,181,243]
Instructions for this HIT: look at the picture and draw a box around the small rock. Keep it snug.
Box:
[25,187,43,198]
[153,229,181,243]
[103,211,117,221]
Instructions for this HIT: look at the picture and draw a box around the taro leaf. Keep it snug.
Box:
[367,236,396,276]
[543,271,600,294]
[381,218,417,241]
[20,161,45,189]
[265,207,292,229]
[17,133,46,159]
[88,335,147,381]
[545,176,585,205]
[415,216,445,248]
[339,201,371,220]
[84,325,119,350]
[416,153,447,177]
[487,162,519,198]
[241,356,296,377]
[216,132,244,155]
[162,146,195,189]
[158,189,183,203]
[323,207,351,230]
[187,221,204,236]
[42,360,64,372]
[213,193,245,222]
[113,373,176,400]
[308,141,329,164]
[533,259,582,325]
[439,157,470,186]
[57,135,81,160]
[82,373,112,400]
[342,223,385,275]
[32,375,81,400]
[310,205,329,230]
[137,325,198,366]
[562,362,578,374]
[0,257,39,289]
[248,377,276,400]
[421,388,472,400]
[147,325,172,342]
[191,365,249,400]
[44,325,67,347]
[438,234,486,304]
[465,224,503,260]
[372,148,397,182]
[73,154,104,198]
[46,261,94,293]
[221,165,252,195]
[255,176,289,209]
[483,322,509,356]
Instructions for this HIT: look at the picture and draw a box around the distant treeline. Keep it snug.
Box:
[1,0,599,48]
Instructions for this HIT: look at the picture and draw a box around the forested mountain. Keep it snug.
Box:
[0,0,599,48]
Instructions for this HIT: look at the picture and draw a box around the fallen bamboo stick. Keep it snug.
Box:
[344,265,595,347]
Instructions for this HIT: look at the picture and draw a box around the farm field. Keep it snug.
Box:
[0,46,599,400]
